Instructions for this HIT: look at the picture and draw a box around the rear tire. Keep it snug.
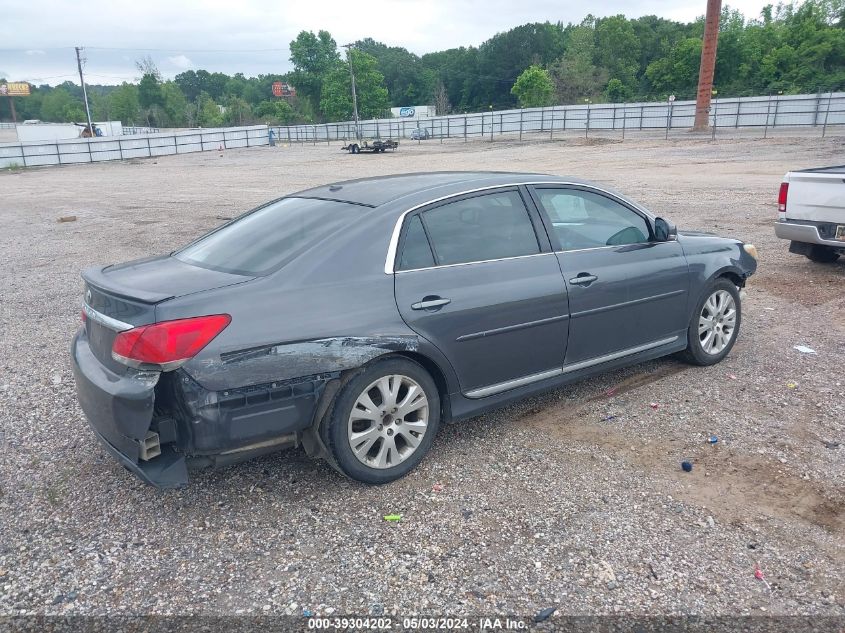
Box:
[806,245,840,263]
[679,278,741,366]
[351,144,359,154]
[324,357,440,484]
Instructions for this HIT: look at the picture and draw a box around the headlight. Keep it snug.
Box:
[743,243,759,260]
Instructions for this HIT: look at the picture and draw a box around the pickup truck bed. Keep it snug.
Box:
[774,165,845,263]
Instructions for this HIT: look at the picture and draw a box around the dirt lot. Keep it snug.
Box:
[0,134,843,623]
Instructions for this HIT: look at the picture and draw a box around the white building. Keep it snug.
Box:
[15,121,123,142]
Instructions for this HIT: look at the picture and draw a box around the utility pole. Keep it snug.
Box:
[341,43,360,141]
[75,46,95,136]
[693,0,722,130]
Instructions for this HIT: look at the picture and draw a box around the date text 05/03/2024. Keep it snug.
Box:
[306,616,529,630]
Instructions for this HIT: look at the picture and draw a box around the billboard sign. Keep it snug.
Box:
[0,82,31,96]
[272,82,296,97]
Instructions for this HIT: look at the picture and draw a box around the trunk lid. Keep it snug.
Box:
[82,255,253,374]
[785,168,845,223]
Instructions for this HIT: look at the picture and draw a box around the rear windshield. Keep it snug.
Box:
[175,197,360,276]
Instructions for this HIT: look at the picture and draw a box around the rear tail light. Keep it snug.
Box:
[778,182,788,213]
[112,314,231,371]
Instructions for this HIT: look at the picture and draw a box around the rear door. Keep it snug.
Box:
[393,188,570,397]
[530,185,689,366]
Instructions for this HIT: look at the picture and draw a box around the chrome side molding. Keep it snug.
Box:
[464,336,679,399]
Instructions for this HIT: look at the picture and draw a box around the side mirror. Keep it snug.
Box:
[654,217,677,242]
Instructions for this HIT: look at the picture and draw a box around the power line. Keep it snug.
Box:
[85,46,290,53]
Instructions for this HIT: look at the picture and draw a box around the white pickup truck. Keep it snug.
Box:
[774,166,845,263]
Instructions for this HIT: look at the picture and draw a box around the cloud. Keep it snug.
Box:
[167,54,194,70]
[25,49,46,56]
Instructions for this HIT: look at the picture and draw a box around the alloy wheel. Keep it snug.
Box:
[347,374,429,469]
[698,289,737,355]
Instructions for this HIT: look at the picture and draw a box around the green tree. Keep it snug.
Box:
[224,96,251,125]
[644,37,702,94]
[604,78,632,102]
[290,30,341,114]
[421,46,481,111]
[320,49,389,121]
[476,22,567,108]
[138,73,163,109]
[548,22,608,103]
[511,65,555,107]
[254,99,298,124]
[196,92,223,127]
[40,88,85,122]
[106,83,140,124]
[354,38,436,106]
[595,15,641,90]
[160,81,188,126]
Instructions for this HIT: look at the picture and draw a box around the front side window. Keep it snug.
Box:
[536,188,651,251]
[175,197,359,276]
[418,191,540,266]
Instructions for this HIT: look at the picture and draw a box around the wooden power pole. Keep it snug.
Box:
[75,47,95,136]
[341,43,360,141]
[694,0,722,130]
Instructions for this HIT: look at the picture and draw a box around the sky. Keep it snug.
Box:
[0,0,777,86]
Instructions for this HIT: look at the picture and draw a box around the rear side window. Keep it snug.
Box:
[175,198,359,276]
[419,191,540,266]
[398,215,435,270]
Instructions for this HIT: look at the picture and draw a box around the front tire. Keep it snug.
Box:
[679,278,741,366]
[806,245,840,263]
[324,357,440,484]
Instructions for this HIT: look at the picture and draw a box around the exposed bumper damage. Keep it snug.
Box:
[186,335,420,390]
[72,331,419,488]
[71,328,189,488]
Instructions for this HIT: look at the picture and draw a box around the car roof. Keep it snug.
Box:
[291,171,596,208]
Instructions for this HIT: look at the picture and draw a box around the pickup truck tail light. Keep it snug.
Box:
[112,314,231,371]
[778,182,788,213]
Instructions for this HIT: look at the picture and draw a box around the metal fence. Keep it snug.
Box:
[0,125,269,168]
[122,126,161,135]
[272,91,845,144]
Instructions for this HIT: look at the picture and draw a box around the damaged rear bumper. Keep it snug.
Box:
[71,328,329,488]
[71,328,190,488]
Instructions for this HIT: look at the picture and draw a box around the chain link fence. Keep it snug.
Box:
[272,91,845,145]
[0,125,268,168]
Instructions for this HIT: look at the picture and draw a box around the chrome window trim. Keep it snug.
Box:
[395,251,553,274]
[463,335,679,399]
[384,181,652,274]
[82,303,134,332]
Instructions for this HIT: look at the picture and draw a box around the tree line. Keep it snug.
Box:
[1,1,842,126]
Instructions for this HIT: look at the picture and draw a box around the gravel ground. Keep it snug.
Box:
[0,133,843,624]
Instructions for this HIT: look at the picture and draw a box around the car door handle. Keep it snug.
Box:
[569,274,598,286]
[411,297,451,310]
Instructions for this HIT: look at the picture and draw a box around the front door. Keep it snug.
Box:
[393,188,570,396]
[530,185,690,366]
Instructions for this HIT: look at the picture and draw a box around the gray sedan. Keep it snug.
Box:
[71,172,758,487]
